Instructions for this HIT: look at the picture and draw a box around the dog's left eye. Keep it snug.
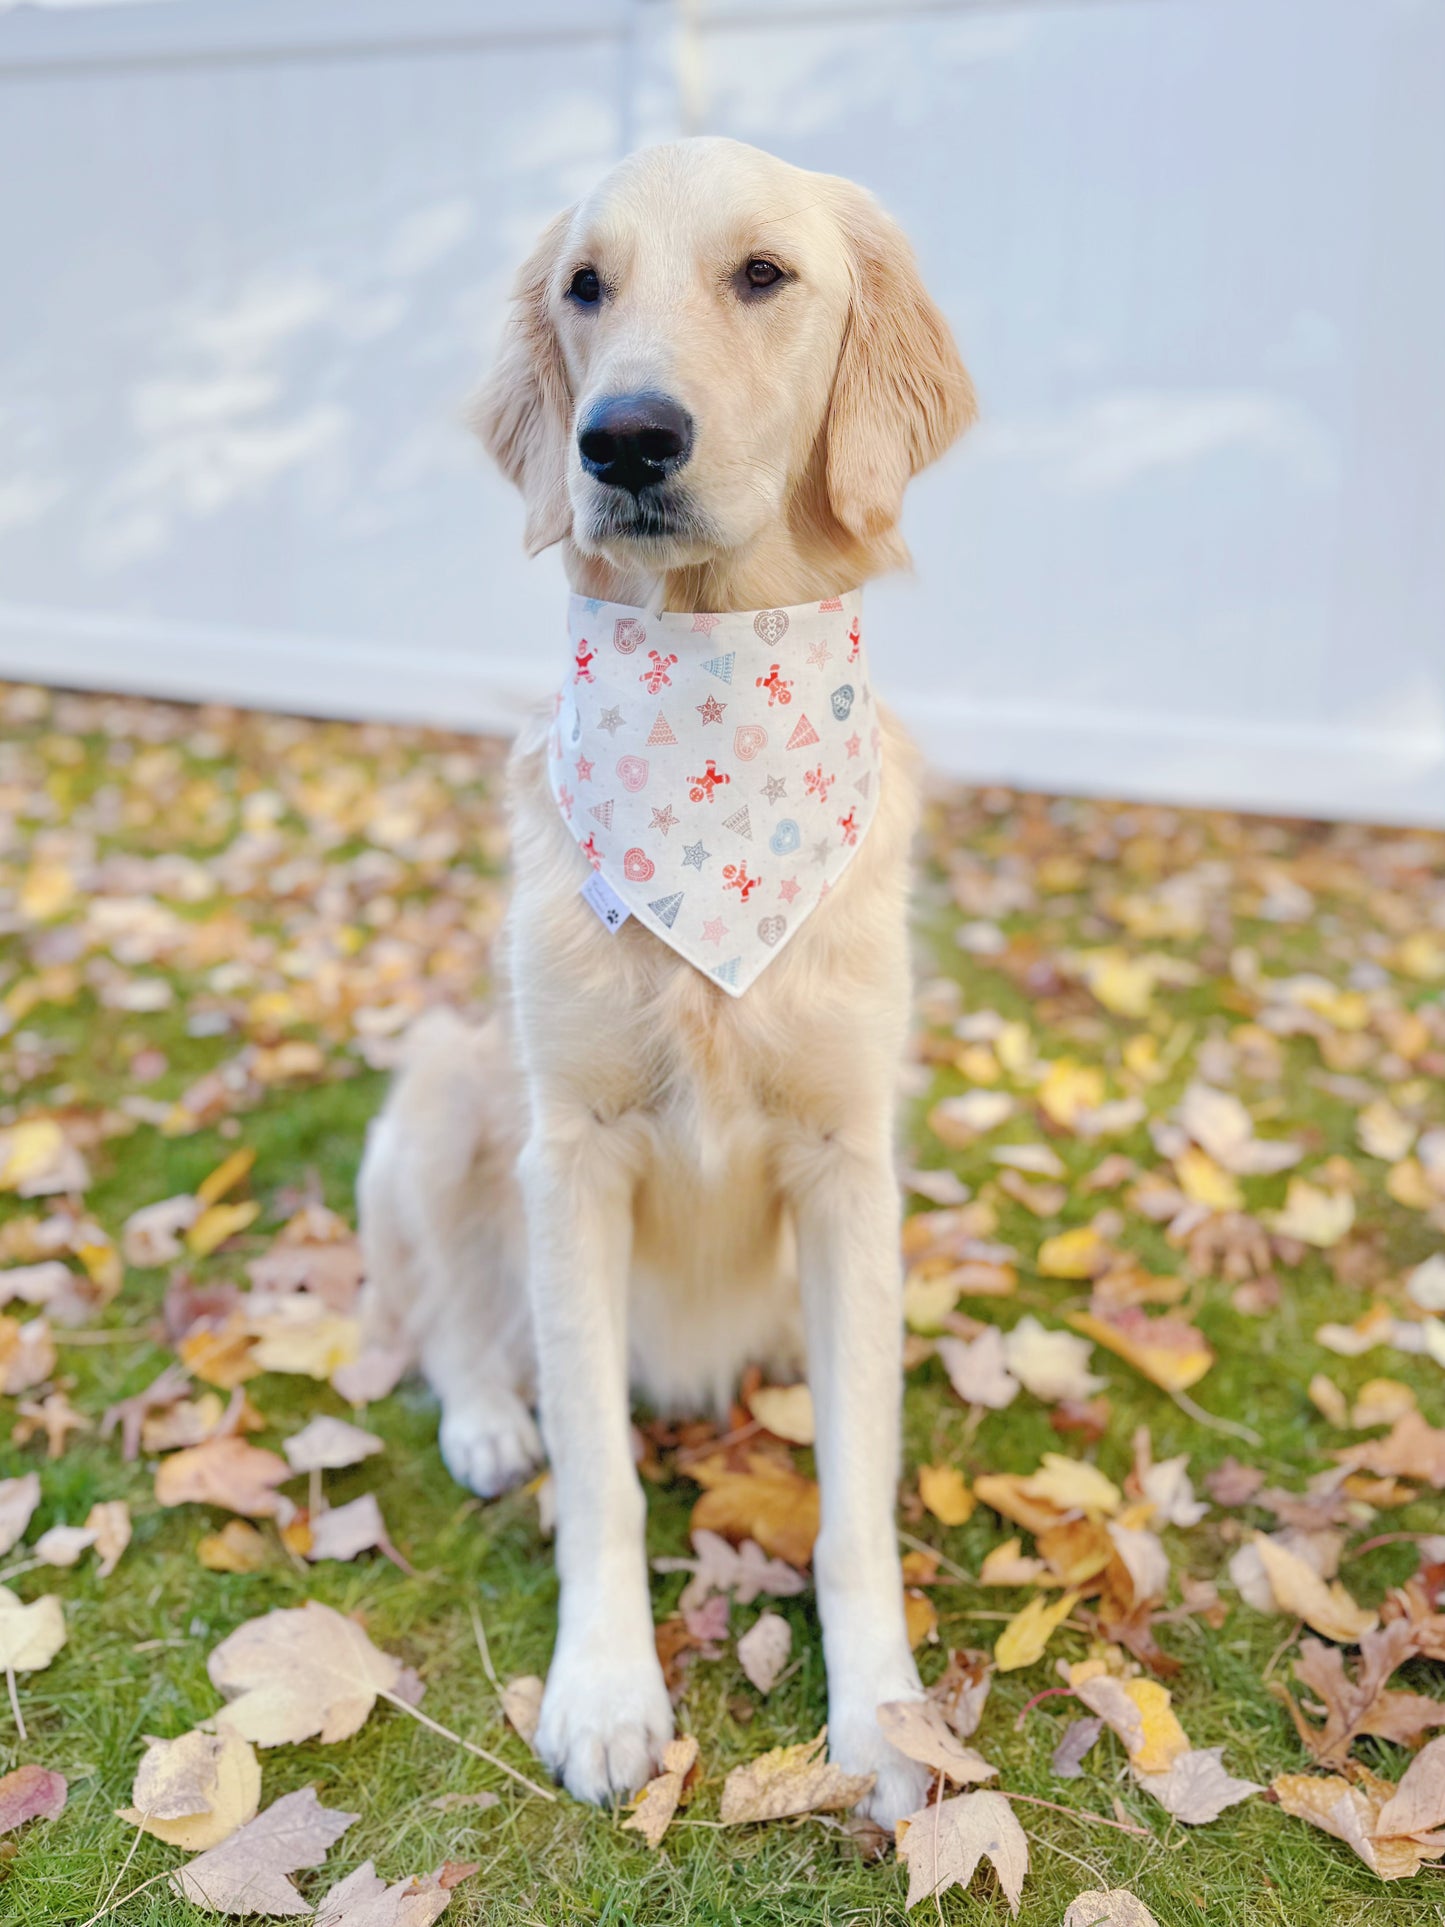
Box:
[568,267,601,306]
[743,259,784,292]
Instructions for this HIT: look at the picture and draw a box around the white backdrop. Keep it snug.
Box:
[1,0,1443,824]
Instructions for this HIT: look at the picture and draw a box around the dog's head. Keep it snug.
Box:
[473,138,974,578]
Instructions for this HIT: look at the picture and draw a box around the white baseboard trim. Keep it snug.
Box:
[3,601,1442,828]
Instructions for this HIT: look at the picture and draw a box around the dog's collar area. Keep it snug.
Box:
[549,589,881,995]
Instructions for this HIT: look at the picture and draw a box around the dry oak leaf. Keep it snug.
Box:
[1068,1306,1213,1394]
[995,1590,1080,1672]
[208,1600,401,1746]
[895,1787,1028,1915]
[171,1785,357,1917]
[0,1471,40,1556]
[747,1383,815,1445]
[737,1611,792,1694]
[0,1763,66,1834]
[1281,1625,1445,1765]
[876,1698,995,1784]
[622,1734,700,1849]
[282,1416,384,1475]
[156,1437,293,1520]
[918,1463,975,1527]
[689,1451,819,1568]
[0,1587,65,1673]
[1062,1890,1159,1927]
[119,1726,261,1850]
[1253,1533,1378,1642]
[719,1730,873,1822]
[314,1857,474,1926]
[1335,1410,1445,1487]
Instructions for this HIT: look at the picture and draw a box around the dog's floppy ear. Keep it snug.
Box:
[824,185,976,540]
[471,209,574,554]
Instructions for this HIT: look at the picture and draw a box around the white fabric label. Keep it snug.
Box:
[579,867,633,932]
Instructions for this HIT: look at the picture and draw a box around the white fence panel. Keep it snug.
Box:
[1,0,1442,824]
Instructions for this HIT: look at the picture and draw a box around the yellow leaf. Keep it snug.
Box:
[747,1384,814,1446]
[904,1588,939,1649]
[18,862,75,923]
[196,1147,256,1207]
[118,1727,261,1851]
[1037,1226,1108,1280]
[903,1266,961,1333]
[1021,1454,1121,1519]
[995,1590,1080,1672]
[1079,952,1156,1019]
[0,1121,67,1194]
[247,1307,360,1381]
[690,1452,819,1568]
[1121,1679,1191,1776]
[1387,1158,1434,1210]
[978,1539,1050,1587]
[1175,1147,1244,1213]
[1252,1533,1378,1642]
[186,1201,261,1258]
[919,1464,975,1527]
[1396,932,1445,981]
[1038,1061,1105,1131]
[1307,1374,1349,1428]
[1264,1179,1355,1249]
[1068,1309,1213,1393]
[198,1521,270,1574]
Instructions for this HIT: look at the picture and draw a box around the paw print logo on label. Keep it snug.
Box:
[757,915,787,946]
[830,683,855,721]
[613,617,646,654]
[753,608,790,646]
[623,847,655,882]
[733,723,768,761]
[769,818,801,856]
[616,754,649,792]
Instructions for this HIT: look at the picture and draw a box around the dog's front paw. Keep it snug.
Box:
[830,1687,934,1829]
[439,1391,543,1498]
[536,1637,674,1805]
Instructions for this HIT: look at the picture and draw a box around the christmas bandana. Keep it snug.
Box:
[547,589,882,995]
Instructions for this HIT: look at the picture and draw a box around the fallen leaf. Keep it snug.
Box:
[737,1612,791,1694]
[896,1788,1029,1915]
[1335,1411,1445,1487]
[208,1601,402,1746]
[930,1648,992,1739]
[103,1363,193,1460]
[1273,1766,1441,1881]
[978,1538,1050,1587]
[1264,1178,1355,1249]
[929,1092,1015,1145]
[0,1763,66,1834]
[876,1699,995,1783]
[0,1587,66,1673]
[0,1471,40,1556]
[1280,1624,1445,1764]
[936,1327,1019,1409]
[331,1344,409,1406]
[1351,1379,1416,1430]
[171,1785,357,1916]
[689,1452,819,1568]
[120,1726,261,1850]
[1003,1316,1105,1402]
[622,1734,699,1849]
[501,1675,543,1747]
[995,1591,1080,1672]
[1178,1082,1300,1175]
[719,1731,872,1822]
[156,1438,293,1520]
[1133,1747,1262,1825]
[1020,1455,1121,1518]
[1052,1717,1103,1779]
[1376,1732,1445,1838]
[1037,1227,1109,1281]
[281,1416,384,1474]
[0,1315,56,1393]
[653,1529,807,1613]
[918,1464,975,1527]
[247,1302,360,1379]
[1253,1533,1378,1642]
[303,1493,392,1564]
[199,1520,271,1574]
[123,1195,202,1267]
[187,1200,261,1259]
[1068,1306,1213,1394]
[1139,1454,1209,1528]
[1062,1889,1160,1927]
[747,1384,814,1445]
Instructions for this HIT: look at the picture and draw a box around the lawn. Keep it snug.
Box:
[0,680,1442,1925]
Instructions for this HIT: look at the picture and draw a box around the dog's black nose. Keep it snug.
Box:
[577,392,693,495]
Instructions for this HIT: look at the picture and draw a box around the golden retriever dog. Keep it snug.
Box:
[358,136,973,1824]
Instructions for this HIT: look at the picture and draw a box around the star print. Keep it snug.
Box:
[701,916,728,945]
[844,731,861,758]
[778,876,802,904]
[696,694,727,725]
[683,840,711,870]
[811,838,831,866]
[806,639,831,667]
[762,774,787,803]
[691,613,721,634]
[650,803,679,836]
[597,705,624,734]
[575,753,594,782]
[581,596,605,614]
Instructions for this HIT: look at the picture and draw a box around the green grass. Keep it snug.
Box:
[1,687,1443,1924]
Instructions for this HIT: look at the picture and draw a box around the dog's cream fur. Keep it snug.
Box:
[358,138,973,1825]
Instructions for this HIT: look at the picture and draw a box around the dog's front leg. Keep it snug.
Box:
[792,1127,931,1827]
[521,1111,673,1803]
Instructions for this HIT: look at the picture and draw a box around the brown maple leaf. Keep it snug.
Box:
[1274,1623,1445,1766]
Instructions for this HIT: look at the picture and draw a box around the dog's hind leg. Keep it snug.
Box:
[357,1009,542,1497]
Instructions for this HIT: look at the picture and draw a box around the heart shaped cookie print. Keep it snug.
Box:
[623,847,655,882]
[757,915,787,946]
[616,754,649,792]
[733,723,768,761]
[769,818,801,856]
[613,617,646,654]
[753,608,790,646]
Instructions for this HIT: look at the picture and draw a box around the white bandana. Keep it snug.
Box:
[547,590,882,995]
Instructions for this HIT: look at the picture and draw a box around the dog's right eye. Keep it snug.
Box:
[568,267,601,306]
